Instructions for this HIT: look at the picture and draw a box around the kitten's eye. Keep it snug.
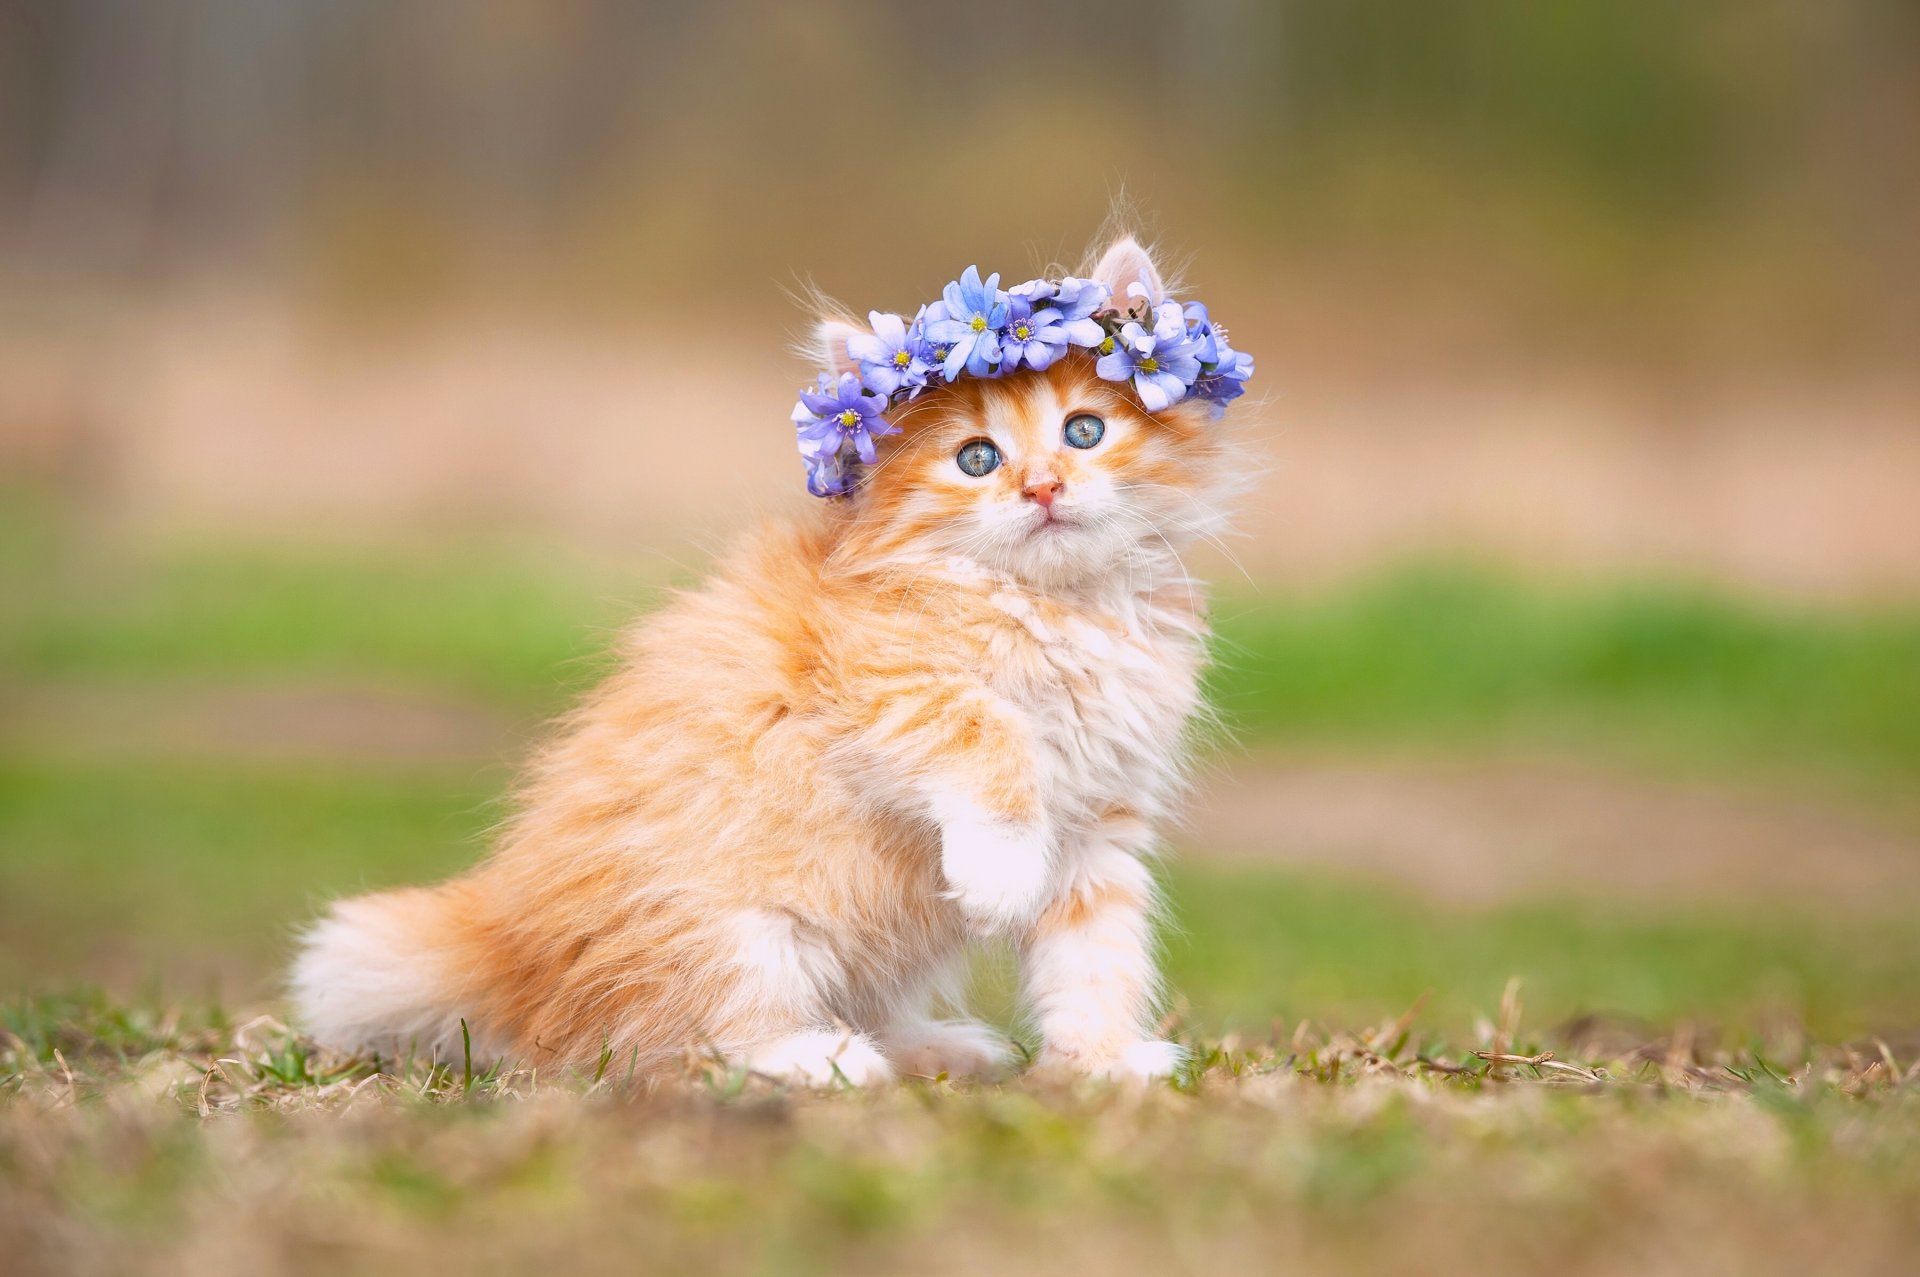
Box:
[956,439,1001,477]
[1063,413,1106,449]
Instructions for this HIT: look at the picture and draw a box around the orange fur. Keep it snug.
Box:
[293,238,1244,1083]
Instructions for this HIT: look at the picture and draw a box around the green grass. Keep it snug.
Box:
[4,523,1920,1033]
[1208,566,1920,794]
[5,753,1919,1042]
[3,535,646,710]
[6,518,1920,1275]
[1164,870,1920,1041]
[3,990,1918,1277]
[8,520,1920,785]
[0,757,510,988]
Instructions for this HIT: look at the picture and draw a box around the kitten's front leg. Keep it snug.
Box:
[849,677,1054,936]
[928,789,1053,935]
[1022,828,1182,1082]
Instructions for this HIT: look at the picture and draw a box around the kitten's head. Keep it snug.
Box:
[817,237,1245,591]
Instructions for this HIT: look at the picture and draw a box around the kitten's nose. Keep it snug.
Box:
[1023,475,1062,509]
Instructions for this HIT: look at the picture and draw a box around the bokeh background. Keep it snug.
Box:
[3,0,1918,1042]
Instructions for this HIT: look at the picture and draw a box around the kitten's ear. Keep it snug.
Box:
[1089,235,1167,306]
[813,318,866,378]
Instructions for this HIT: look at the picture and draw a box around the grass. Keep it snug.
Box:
[4,991,1918,1277]
[5,511,1920,1274]
[5,521,1919,1027]
[1208,565,1920,797]
[6,753,1920,1041]
[8,512,1920,786]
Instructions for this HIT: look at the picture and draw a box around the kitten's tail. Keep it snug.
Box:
[289,884,476,1063]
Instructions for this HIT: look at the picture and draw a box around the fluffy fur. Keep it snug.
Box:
[291,236,1241,1084]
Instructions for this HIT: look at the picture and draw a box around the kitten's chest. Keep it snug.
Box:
[986,589,1205,823]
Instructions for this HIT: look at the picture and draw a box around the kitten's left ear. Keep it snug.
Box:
[1089,235,1167,306]
[813,318,866,379]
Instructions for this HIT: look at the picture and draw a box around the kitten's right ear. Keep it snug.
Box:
[1089,235,1167,306]
[813,318,866,379]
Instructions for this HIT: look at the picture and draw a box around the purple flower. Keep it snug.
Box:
[924,265,1008,380]
[1094,300,1203,411]
[847,309,934,397]
[1050,276,1112,347]
[1183,301,1253,405]
[997,296,1069,372]
[792,372,898,465]
[1192,349,1254,406]
[1182,301,1224,364]
[803,450,854,498]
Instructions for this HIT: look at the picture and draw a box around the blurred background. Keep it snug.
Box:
[3,1,1918,1042]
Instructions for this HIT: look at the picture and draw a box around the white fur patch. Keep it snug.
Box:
[289,897,469,1061]
[930,791,1054,935]
[742,1029,893,1087]
[1096,1039,1185,1082]
[722,907,843,1024]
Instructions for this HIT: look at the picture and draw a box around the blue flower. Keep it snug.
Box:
[786,265,1248,495]
[847,309,934,397]
[924,265,1008,380]
[1011,276,1111,347]
[1183,301,1254,405]
[1182,301,1224,364]
[1192,349,1254,406]
[803,450,854,498]
[1050,276,1113,347]
[998,296,1069,372]
[1093,300,1203,411]
[792,372,898,465]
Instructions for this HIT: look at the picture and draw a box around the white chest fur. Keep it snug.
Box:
[986,585,1207,833]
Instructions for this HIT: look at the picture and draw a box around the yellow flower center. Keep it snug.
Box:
[969,315,988,332]
[1139,356,1159,373]
[838,409,859,428]
[1013,324,1032,339]
[1097,337,1115,355]
[893,350,912,367]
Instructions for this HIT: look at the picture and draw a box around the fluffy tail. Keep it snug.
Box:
[290,885,474,1062]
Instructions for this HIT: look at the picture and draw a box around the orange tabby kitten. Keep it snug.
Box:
[292,236,1245,1083]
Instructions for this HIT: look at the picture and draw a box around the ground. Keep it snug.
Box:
[5,993,1918,1276]
[3,514,1919,1274]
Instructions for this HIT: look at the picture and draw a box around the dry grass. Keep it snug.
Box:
[4,990,1918,1277]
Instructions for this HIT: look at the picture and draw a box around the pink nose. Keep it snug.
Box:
[1024,476,1061,509]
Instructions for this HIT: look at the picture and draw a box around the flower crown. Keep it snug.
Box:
[790,265,1254,497]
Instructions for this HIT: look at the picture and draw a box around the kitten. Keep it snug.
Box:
[291,235,1243,1084]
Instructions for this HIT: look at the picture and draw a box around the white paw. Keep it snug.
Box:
[883,1019,1016,1080]
[1051,1039,1185,1083]
[742,1029,894,1087]
[940,816,1053,934]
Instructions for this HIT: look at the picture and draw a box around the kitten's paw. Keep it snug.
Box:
[741,1029,894,1088]
[1045,1039,1186,1083]
[940,817,1052,934]
[883,1019,1016,1080]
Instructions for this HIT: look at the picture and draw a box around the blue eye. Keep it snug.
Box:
[1064,413,1105,449]
[956,439,1001,477]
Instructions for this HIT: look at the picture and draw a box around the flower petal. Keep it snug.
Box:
[845,333,888,365]
[1063,318,1105,347]
[942,334,973,381]
[1140,369,1187,411]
